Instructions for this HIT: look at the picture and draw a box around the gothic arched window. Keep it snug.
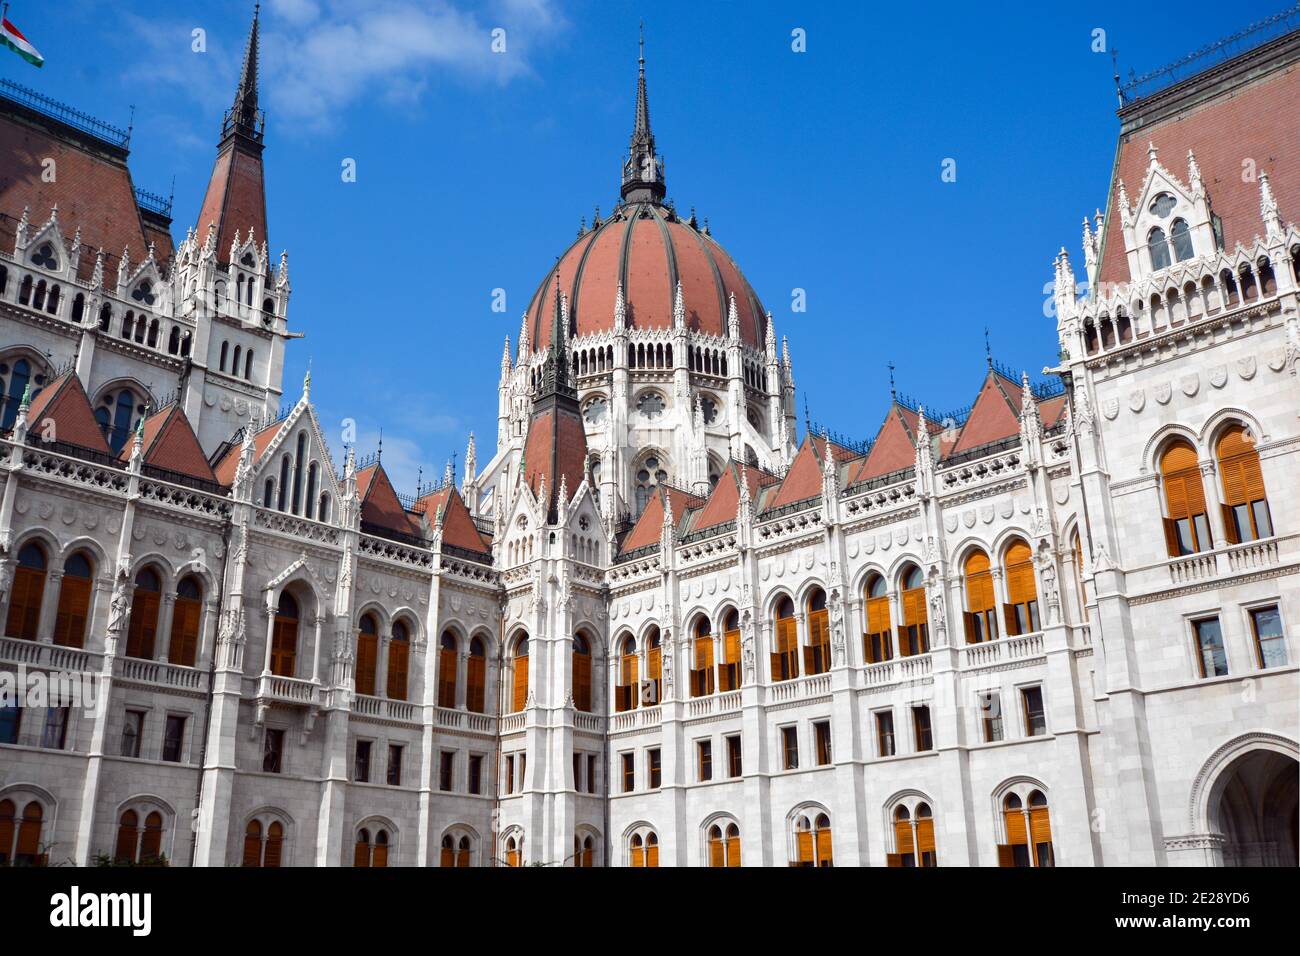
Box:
[1170,218,1194,262]
[1147,227,1172,271]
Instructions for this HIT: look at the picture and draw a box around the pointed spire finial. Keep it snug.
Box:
[302,360,311,399]
[225,3,263,140]
[621,21,665,204]
[984,327,993,368]
[887,362,897,401]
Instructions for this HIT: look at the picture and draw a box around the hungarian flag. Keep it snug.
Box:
[1,17,44,67]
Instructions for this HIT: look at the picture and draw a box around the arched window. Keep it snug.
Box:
[304,462,318,521]
[615,634,638,711]
[244,349,254,380]
[963,550,997,643]
[899,565,929,656]
[1170,218,1194,262]
[1148,227,1171,271]
[105,389,139,454]
[437,630,458,708]
[387,620,410,700]
[53,551,93,648]
[271,593,299,678]
[771,597,799,681]
[125,567,162,659]
[277,456,290,511]
[0,799,46,866]
[999,790,1054,867]
[168,575,202,666]
[467,637,487,713]
[354,827,389,867]
[219,341,228,372]
[805,588,830,675]
[708,823,740,867]
[291,433,306,515]
[863,573,892,663]
[634,453,668,516]
[1160,439,1211,555]
[511,638,529,712]
[1,357,31,431]
[242,818,285,867]
[719,609,741,691]
[691,616,715,697]
[115,808,165,864]
[572,633,592,712]
[505,834,522,867]
[792,812,833,867]
[5,542,47,639]
[1216,424,1272,543]
[355,614,379,697]
[441,833,474,867]
[263,479,275,508]
[318,493,331,522]
[232,345,242,378]
[889,803,936,867]
[574,834,594,867]
[645,627,662,704]
[630,832,644,867]
[1003,540,1039,636]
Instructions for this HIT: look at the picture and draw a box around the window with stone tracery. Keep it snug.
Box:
[636,391,665,421]
[633,453,668,516]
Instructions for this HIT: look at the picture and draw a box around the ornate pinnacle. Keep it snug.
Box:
[726,291,740,340]
[673,280,685,330]
[614,281,627,332]
[1260,171,1282,237]
[1187,149,1203,194]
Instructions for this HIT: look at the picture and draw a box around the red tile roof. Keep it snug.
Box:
[849,404,924,484]
[195,142,268,265]
[620,485,703,553]
[24,372,111,453]
[413,486,492,554]
[521,401,589,519]
[1097,47,1299,287]
[947,370,1025,455]
[525,204,768,351]
[211,419,282,486]
[0,102,156,282]
[687,461,771,533]
[356,462,423,538]
[764,435,857,511]
[123,403,218,483]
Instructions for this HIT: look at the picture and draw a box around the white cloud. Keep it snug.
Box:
[262,0,566,131]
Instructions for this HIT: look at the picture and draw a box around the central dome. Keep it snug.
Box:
[523,205,769,352]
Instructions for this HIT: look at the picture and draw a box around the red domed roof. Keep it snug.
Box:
[523,203,769,352]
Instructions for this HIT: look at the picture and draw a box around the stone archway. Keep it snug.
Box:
[1209,750,1298,867]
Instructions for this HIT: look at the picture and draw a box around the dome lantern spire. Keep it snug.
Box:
[621,22,666,204]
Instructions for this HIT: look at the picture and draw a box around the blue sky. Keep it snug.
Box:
[5,0,1286,491]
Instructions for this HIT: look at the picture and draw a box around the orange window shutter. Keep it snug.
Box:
[647,843,659,867]
[797,829,813,864]
[466,656,486,712]
[356,634,376,696]
[630,845,644,867]
[781,617,798,652]
[115,811,139,862]
[1219,456,1247,505]
[6,566,42,638]
[54,575,92,648]
[709,837,724,868]
[242,823,261,867]
[388,642,409,699]
[810,609,829,647]
[456,845,471,867]
[1029,807,1053,845]
[866,596,890,634]
[440,844,453,867]
[15,804,41,856]
[917,818,935,854]
[816,826,833,864]
[894,820,913,856]
[996,844,1015,867]
[140,813,163,860]
[1004,809,1028,845]
[1006,543,1037,605]
[725,629,741,665]
[903,587,927,626]
[574,653,592,710]
[1220,503,1240,545]
[356,839,371,867]
[265,823,283,867]
[885,853,904,868]
[726,836,740,867]
[373,843,388,867]
[438,648,457,707]
[0,801,14,863]
[513,657,529,711]
[647,646,661,682]
[1162,517,1181,557]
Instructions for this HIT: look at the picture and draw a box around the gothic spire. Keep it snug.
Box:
[621,22,666,204]
[224,4,264,142]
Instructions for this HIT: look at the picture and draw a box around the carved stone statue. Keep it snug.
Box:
[741,610,756,684]
[660,627,674,695]
[107,569,131,636]
[828,589,846,666]
[1041,560,1061,625]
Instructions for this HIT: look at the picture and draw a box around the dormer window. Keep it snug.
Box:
[131,281,156,306]
[30,243,57,270]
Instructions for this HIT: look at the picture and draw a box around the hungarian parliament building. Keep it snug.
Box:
[0,10,1296,868]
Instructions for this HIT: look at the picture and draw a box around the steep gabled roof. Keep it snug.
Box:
[412,485,492,555]
[122,403,217,483]
[946,369,1025,456]
[356,462,423,539]
[685,460,770,533]
[211,418,282,485]
[24,372,112,454]
[764,434,857,512]
[521,402,589,519]
[848,403,927,485]
[620,485,702,554]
